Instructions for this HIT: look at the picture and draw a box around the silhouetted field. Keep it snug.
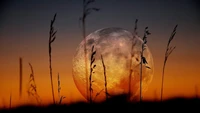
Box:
[1,95,200,113]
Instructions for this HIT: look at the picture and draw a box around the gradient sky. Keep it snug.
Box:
[0,0,200,108]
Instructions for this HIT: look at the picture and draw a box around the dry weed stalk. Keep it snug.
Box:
[101,55,108,101]
[48,13,57,104]
[140,27,151,102]
[128,19,138,100]
[79,0,100,101]
[57,73,66,104]
[9,93,11,109]
[160,25,178,102]
[89,45,96,103]
[19,57,23,98]
[93,89,104,101]
[27,63,41,104]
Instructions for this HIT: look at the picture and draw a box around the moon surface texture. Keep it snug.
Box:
[72,27,154,102]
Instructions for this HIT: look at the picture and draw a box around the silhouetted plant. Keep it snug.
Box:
[57,73,61,102]
[89,45,96,103]
[48,13,57,104]
[19,57,23,98]
[57,73,66,104]
[160,25,178,102]
[140,27,151,102]
[9,93,11,109]
[79,0,100,101]
[101,54,108,101]
[27,63,41,104]
[128,19,138,100]
[134,19,138,35]
[93,89,104,101]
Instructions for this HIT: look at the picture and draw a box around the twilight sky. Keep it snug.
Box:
[0,0,200,108]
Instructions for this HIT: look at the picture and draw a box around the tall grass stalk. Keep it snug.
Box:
[27,63,41,104]
[19,57,23,98]
[140,27,151,102]
[57,73,66,104]
[58,73,61,101]
[93,89,104,101]
[89,45,96,103]
[79,0,100,101]
[101,55,108,101]
[160,25,178,102]
[9,93,11,109]
[128,19,138,100]
[48,13,57,104]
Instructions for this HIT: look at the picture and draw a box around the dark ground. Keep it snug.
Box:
[1,95,200,113]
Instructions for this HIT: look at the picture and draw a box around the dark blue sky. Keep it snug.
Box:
[0,0,199,61]
[1,0,199,36]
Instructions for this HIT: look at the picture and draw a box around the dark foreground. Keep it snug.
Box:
[1,95,200,113]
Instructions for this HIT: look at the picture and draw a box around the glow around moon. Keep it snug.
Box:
[72,27,154,102]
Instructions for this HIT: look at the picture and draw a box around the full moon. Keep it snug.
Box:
[72,27,154,102]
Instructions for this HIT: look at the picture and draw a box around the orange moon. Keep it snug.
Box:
[72,27,154,102]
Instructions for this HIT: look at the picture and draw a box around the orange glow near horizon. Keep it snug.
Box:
[1,43,200,108]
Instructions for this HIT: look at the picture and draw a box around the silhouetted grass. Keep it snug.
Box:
[9,93,11,109]
[160,25,178,101]
[27,63,41,104]
[1,95,200,113]
[101,54,108,101]
[57,73,66,104]
[140,27,151,102]
[79,0,100,101]
[48,13,57,104]
[19,57,22,98]
[89,45,96,103]
[128,19,138,100]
